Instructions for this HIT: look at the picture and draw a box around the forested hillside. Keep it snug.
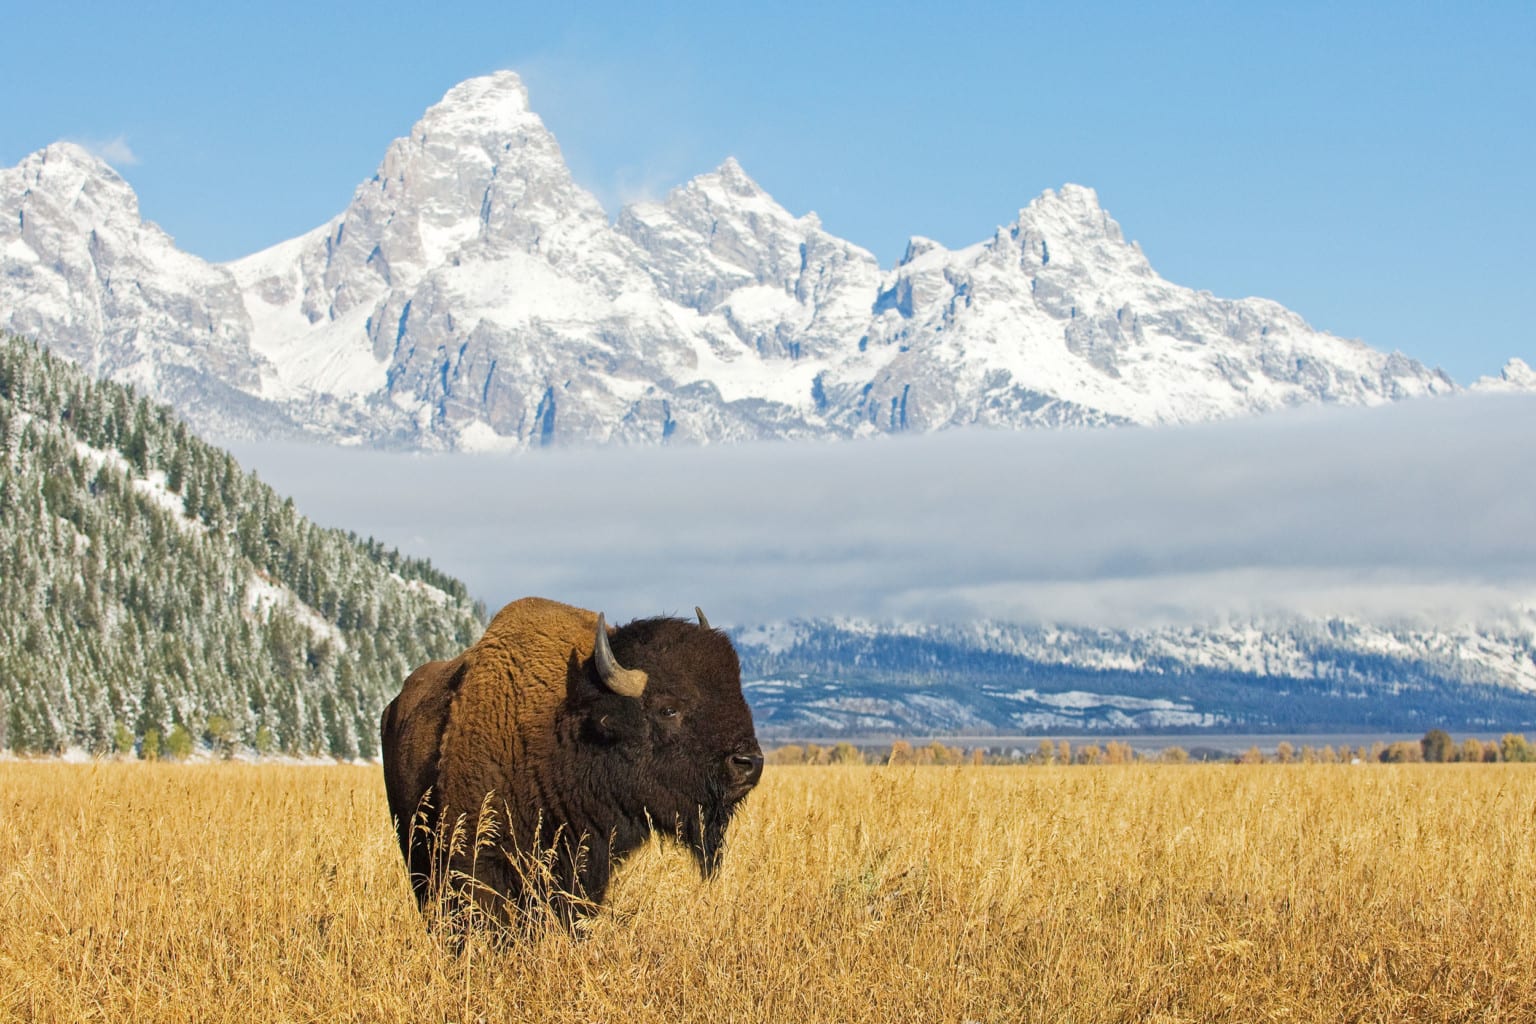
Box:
[0,334,484,756]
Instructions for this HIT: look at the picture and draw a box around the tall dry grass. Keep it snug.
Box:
[2,761,1533,1023]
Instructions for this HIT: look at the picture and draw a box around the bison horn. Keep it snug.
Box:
[594,613,647,698]
[695,606,711,630]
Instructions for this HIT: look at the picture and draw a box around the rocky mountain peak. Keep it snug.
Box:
[1011,184,1130,253]
[1,141,272,426]
[1473,357,1536,393]
[24,140,115,177]
[898,235,948,267]
[708,156,767,198]
[404,71,569,180]
[424,70,533,127]
[1505,357,1536,385]
[0,72,1476,452]
[663,157,790,225]
[11,143,142,231]
[614,154,871,319]
[1021,184,1116,231]
[285,70,608,324]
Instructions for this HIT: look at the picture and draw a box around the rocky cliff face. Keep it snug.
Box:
[2,72,1461,449]
[840,184,1458,434]
[0,144,297,438]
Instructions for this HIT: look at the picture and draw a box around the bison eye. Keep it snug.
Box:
[658,706,679,719]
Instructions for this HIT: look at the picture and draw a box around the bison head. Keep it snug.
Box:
[573,608,763,877]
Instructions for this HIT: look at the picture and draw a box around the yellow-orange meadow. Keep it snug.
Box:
[3,760,1533,1023]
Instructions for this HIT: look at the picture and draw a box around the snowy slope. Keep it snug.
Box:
[836,185,1455,432]
[0,144,297,439]
[3,72,1463,449]
[736,610,1536,738]
[1473,358,1536,393]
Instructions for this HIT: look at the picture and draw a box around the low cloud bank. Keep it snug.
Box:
[231,394,1536,629]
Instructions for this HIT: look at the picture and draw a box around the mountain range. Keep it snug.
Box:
[8,70,1526,451]
[6,71,1534,744]
[734,614,1536,740]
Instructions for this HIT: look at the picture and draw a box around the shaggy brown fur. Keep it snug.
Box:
[381,597,762,931]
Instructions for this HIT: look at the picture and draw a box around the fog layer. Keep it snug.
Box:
[231,395,1536,628]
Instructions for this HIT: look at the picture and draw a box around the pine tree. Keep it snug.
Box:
[0,332,484,755]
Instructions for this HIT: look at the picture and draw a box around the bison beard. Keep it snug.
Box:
[381,597,763,934]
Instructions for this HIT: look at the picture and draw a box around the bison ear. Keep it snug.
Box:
[594,613,648,699]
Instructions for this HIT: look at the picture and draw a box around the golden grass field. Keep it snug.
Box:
[3,761,1534,1024]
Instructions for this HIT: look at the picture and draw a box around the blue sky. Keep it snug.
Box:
[4,1,1532,382]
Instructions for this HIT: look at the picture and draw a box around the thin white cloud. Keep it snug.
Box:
[230,393,1536,629]
[75,135,140,167]
[511,54,699,218]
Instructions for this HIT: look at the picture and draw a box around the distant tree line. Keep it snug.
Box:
[762,731,1536,767]
[0,333,485,757]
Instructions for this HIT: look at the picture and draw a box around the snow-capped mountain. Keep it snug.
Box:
[2,71,1462,449]
[1473,357,1536,393]
[735,611,1536,738]
[0,144,300,439]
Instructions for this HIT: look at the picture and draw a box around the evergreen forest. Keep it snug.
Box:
[0,334,485,757]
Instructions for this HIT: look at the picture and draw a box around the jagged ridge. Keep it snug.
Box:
[736,614,1536,739]
[0,71,1481,450]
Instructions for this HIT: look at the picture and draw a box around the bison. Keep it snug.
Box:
[380,596,763,931]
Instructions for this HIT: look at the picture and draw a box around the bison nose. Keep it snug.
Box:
[728,752,764,788]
